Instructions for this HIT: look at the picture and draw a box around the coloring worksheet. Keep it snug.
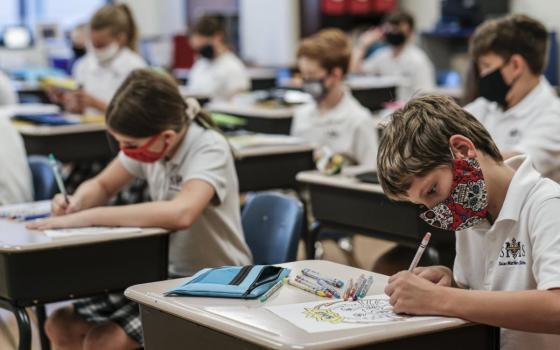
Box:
[266,294,437,333]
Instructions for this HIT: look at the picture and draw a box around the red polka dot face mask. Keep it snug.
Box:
[419,158,489,231]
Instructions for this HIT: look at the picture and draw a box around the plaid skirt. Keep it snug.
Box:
[74,293,143,345]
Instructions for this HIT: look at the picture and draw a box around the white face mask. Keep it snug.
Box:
[89,41,120,63]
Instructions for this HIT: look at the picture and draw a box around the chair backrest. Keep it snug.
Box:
[241,192,304,265]
[28,155,58,201]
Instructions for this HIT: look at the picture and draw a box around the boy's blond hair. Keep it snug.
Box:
[297,28,351,74]
[377,95,503,200]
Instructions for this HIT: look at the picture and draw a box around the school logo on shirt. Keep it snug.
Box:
[498,237,527,266]
[326,130,340,139]
[169,174,183,192]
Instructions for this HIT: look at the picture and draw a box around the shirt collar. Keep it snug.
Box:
[504,76,553,118]
[309,88,354,122]
[165,122,204,167]
[494,155,542,223]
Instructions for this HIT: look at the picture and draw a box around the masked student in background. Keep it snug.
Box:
[464,14,560,183]
[186,15,250,102]
[290,28,379,172]
[48,4,147,114]
[350,10,435,101]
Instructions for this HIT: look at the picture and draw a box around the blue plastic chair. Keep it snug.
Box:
[28,155,58,201]
[241,192,304,265]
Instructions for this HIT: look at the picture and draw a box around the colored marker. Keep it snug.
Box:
[48,154,69,204]
[343,278,353,301]
[259,279,284,302]
[287,278,329,298]
[301,268,344,288]
[408,232,432,272]
[354,274,367,300]
[349,280,358,301]
[295,276,333,297]
[360,276,374,298]
[316,279,341,298]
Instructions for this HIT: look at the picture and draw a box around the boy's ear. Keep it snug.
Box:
[161,129,178,142]
[330,67,344,81]
[449,135,478,159]
[510,54,528,76]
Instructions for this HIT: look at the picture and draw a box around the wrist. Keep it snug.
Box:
[433,286,458,316]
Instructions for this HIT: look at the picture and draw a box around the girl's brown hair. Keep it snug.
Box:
[90,4,139,52]
[106,69,215,138]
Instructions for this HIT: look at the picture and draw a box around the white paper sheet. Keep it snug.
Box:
[266,294,437,333]
[44,227,142,238]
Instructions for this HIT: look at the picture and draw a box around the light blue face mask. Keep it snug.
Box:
[302,79,327,101]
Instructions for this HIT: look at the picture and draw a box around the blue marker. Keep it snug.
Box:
[20,213,50,222]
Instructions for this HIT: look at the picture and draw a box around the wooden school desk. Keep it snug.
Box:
[346,76,399,112]
[207,102,296,135]
[233,141,315,193]
[16,122,114,163]
[125,260,499,350]
[296,168,455,266]
[0,220,170,350]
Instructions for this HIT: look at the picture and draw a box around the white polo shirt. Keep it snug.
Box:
[73,47,147,114]
[0,71,17,106]
[187,52,250,101]
[290,89,378,167]
[454,155,560,350]
[119,123,252,276]
[465,77,560,182]
[0,114,33,205]
[362,43,435,101]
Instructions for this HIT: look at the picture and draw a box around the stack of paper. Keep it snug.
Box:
[228,134,305,150]
[44,227,142,238]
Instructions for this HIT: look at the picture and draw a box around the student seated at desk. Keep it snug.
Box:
[464,14,560,182]
[0,70,17,106]
[49,4,146,114]
[0,116,33,204]
[378,95,560,350]
[28,69,252,350]
[291,28,378,167]
[186,15,250,101]
[350,10,435,101]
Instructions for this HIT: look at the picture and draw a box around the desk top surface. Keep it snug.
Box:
[296,167,384,194]
[0,220,168,252]
[126,260,470,350]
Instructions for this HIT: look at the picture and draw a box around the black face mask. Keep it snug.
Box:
[72,46,86,59]
[478,65,512,109]
[302,79,328,102]
[385,32,406,46]
[198,44,215,60]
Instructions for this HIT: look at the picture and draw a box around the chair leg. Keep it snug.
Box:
[36,305,51,350]
[306,221,322,259]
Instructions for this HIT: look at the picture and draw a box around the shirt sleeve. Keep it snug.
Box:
[510,107,560,178]
[529,197,560,290]
[410,54,435,93]
[362,50,384,75]
[118,151,145,179]
[352,115,379,168]
[222,63,250,98]
[181,135,231,204]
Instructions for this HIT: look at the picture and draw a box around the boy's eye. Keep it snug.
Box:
[427,184,437,196]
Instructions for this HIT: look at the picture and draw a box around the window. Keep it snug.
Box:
[23,0,108,31]
[0,0,19,29]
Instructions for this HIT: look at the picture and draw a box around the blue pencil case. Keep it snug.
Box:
[165,265,291,299]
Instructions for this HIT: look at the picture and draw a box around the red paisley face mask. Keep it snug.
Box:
[419,158,489,231]
[121,135,168,163]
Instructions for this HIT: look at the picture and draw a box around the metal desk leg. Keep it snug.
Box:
[0,299,32,350]
[36,305,51,350]
[15,307,32,350]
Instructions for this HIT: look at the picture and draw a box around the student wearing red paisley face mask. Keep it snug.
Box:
[378,96,560,350]
[27,69,252,350]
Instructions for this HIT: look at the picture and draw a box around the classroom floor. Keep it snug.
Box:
[0,236,396,349]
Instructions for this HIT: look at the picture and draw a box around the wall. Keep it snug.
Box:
[239,0,300,67]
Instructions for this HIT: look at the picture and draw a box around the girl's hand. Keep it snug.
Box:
[384,271,447,315]
[52,194,81,216]
[26,211,91,230]
[63,91,84,113]
[412,266,454,287]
